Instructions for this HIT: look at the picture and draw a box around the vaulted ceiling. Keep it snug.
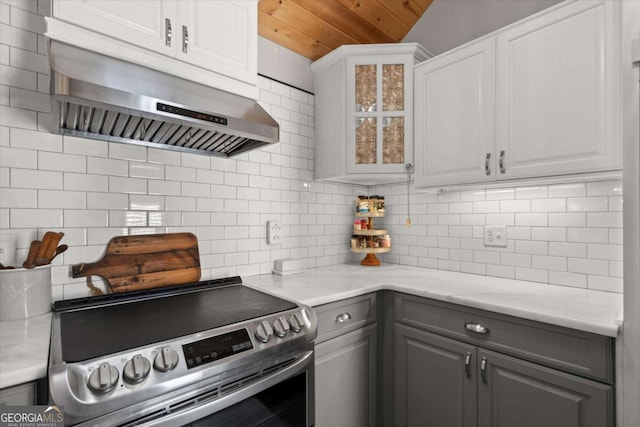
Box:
[258,0,434,61]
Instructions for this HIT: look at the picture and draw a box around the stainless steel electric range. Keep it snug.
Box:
[48,276,317,426]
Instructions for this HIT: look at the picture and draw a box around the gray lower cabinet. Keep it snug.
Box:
[394,293,614,427]
[314,293,377,427]
[477,349,612,427]
[0,381,37,405]
[395,324,476,427]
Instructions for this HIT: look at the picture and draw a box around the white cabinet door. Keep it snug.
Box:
[414,39,496,187]
[53,0,175,56]
[495,0,620,180]
[177,1,257,85]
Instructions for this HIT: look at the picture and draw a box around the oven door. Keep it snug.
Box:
[80,349,315,427]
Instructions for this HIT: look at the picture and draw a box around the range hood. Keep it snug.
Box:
[47,41,279,157]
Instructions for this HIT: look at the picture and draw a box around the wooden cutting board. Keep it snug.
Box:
[71,233,201,293]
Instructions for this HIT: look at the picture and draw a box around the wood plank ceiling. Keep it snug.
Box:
[258,0,434,61]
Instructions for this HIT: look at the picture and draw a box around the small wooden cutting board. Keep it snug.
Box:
[71,233,201,293]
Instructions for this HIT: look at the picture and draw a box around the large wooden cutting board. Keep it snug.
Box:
[71,233,201,293]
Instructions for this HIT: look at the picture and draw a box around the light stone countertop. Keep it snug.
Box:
[0,264,623,389]
[0,312,51,389]
[243,264,623,338]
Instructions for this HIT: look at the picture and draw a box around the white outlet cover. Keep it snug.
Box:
[267,221,281,245]
[484,226,507,247]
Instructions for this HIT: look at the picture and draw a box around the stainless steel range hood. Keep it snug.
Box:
[47,41,279,157]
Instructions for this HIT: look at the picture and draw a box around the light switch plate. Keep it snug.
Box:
[484,226,507,247]
[267,221,281,244]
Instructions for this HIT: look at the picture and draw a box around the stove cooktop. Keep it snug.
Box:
[58,281,297,362]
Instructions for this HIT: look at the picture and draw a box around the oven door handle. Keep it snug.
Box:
[135,350,314,427]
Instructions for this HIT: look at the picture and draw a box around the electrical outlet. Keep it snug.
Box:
[484,226,507,247]
[267,221,281,244]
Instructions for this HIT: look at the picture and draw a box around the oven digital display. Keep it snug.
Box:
[182,329,253,370]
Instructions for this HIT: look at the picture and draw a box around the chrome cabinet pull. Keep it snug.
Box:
[165,18,172,47]
[485,153,491,175]
[465,323,490,334]
[499,150,506,174]
[335,313,352,323]
[182,25,189,53]
[464,352,472,378]
[480,357,488,384]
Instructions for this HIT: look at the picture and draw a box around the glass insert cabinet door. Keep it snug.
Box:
[348,56,413,174]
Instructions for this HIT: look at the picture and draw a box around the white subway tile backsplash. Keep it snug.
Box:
[63,135,107,157]
[0,187,36,207]
[181,152,210,169]
[500,200,530,212]
[586,180,622,196]
[10,208,62,228]
[486,188,514,200]
[10,86,49,112]
[473,201,500,213]
[531,198,566,212]
[515,240,548,255]
[38,190,85,209]
[548,213,586,227]
[587,243,623,261]
[1,105,37,129]
[88,157,128,176]
[516,267,548,283]
[588,275,622,293]
[610,261,623,278]
[0,146,36,168]
[549,271,587,288]
[129,162,164,179]
[587,212,623,228]
[566,227,608,243]
[11,168,61,189]
[515,186,548,199]
[130,195,164,211]
[38,151,86,173]
[109,210,147,227]
[500,252,531,267]
[64,209,108,227]
[485,214,514,226]
[532,255,567,271]
[549,242,586,258]
[531,227,566,242]
[568,257,609,275]
[108,176,146,194]
[486,264,515,279]
[567,197,608,212]
[515,213,547,226]
[0,22,36,52]
[1,64,36,90]
[548,183,586,198]
[609,229,623,245]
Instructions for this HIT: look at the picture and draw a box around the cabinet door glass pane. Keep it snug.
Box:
[383,64,404,111]
[356,118,377,164]
[355,65,377,112]
[383,117,404,164]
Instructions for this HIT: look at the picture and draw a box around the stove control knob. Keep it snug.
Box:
[154,347,179,373]
[289,312,306,333]
[255,320,273,343]
[88,362,119,393]
[123,354,151,384]
[273,316,290,338]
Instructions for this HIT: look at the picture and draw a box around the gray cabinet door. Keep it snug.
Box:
[477,349,614,427]
[315,324,377,427]
[395,324,477,427]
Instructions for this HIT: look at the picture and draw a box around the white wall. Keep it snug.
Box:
[404,0,561,55]
[258,36,313,93]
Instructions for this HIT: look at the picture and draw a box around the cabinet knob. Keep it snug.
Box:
[465,322,490,334]
[335,312,352,323]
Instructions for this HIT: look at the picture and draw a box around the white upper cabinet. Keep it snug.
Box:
[414,0,621,189]
[312,44,431,185]
[414,39,496,188]
[495,0,619,180]
[176,1,256,85]
[50,0,258,97]
[52,1,175,55]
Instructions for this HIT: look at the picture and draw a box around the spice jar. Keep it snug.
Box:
[354,220,361,231]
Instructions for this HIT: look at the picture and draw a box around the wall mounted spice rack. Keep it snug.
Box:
[351,196,391,266]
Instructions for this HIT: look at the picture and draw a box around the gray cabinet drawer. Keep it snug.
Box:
[315,293,376,343]
[394,293,614,384]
